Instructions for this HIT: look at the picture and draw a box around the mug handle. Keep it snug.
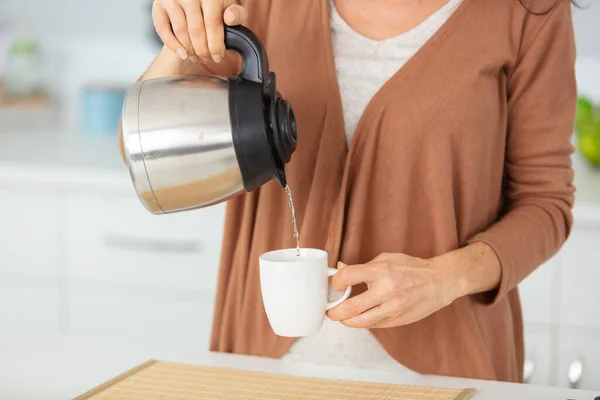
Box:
[325,268,352,311]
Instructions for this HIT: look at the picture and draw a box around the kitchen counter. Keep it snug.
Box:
[0,333,598,400]
[1,128,599,219]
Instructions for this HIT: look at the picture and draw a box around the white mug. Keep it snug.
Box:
[259,248,352,337]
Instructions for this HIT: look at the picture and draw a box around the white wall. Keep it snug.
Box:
[0,0,159,127]
[0,0,150,37]
[573,2,600,102]
[572,2,600,60]
[0,0,599,122]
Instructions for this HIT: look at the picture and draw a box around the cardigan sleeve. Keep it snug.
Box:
[467,1,577,305]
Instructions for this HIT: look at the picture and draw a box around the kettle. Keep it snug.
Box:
[122,25,297,214]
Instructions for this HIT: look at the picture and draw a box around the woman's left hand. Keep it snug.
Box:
[327,253,462,328]
[328,244,502,328]
[327,244,502,329]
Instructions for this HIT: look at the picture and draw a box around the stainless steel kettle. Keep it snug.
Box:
[122,25,297,214]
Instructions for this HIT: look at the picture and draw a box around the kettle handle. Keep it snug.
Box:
[225,25,269,86]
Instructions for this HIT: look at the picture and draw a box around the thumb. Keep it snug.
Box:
[223,4,247,26]
[332,262,348,292]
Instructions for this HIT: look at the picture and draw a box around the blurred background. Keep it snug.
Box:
[0,1,599,399]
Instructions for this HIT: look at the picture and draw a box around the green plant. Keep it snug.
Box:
[575,97,600,167]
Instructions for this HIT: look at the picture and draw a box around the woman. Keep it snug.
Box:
[120,0,577,382]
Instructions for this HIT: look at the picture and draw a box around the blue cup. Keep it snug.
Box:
[81,86,126,136]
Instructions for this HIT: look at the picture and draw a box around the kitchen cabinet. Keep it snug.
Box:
[558,225,600,328]
[0,182,225,343]
[0,189,61,335]
[519,258,560,325]
[0,272,59,334]
[519,221,600,390]
[523,328,554,386]
[62,191,224,350]
[64,193,224,293]
[67,282,214,350]
[0,189,59,276]
[557,329,600,390]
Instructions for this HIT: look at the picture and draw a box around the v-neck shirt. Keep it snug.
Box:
[332,0,463,145]
[281,0,463,370]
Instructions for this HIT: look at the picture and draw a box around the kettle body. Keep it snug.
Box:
[122,25,297,214]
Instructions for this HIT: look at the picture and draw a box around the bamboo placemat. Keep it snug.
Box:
[75,360,476,400]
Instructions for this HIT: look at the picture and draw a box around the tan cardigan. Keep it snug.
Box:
[203,0,576,382]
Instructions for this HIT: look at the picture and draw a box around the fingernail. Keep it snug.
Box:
[189,55,200,63]
[337,261,346,269]
[225,10,236,25]
[176,48,188,60]
[212,54,223,63]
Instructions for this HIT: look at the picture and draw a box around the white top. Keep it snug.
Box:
[282,0,463,370]
[333,0,463,145]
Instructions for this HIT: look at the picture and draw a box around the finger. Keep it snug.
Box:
[202,0,225,62]
[370,300,438,329]
[341,303,392,329]
[327,289,384,322]
[153,2,188,60]
[371,317,399,329]
[163,0,196,60]
[331,263,380,291]
[224,4,247,25]
[181,0,210,60]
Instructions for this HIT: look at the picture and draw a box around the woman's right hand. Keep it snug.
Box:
[152,0,247,64]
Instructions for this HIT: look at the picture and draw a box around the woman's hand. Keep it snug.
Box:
[327,243,502,329]
[152,0,246,63]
